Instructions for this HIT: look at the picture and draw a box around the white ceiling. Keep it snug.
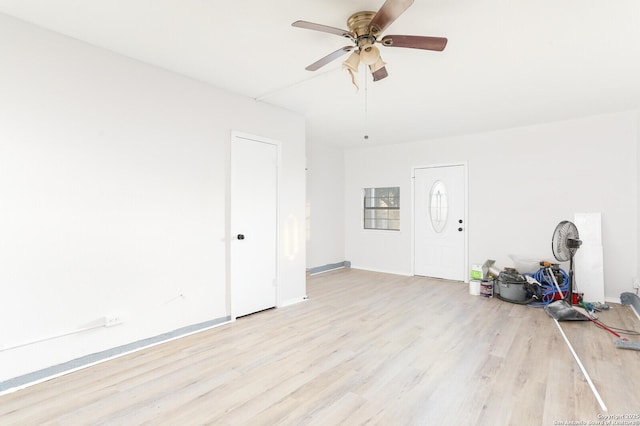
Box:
[1,0,639,147]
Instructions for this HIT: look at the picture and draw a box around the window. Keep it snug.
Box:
[363,187,400,231]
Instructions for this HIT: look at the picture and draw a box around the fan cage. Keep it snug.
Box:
[552,220,579,263]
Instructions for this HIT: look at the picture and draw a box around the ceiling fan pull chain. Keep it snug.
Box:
[363,73,369,140]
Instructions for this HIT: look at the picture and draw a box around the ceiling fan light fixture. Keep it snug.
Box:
[342,51,360,90]
[359,44,380,65]
[342,51,360,72]
[369,56,386,73]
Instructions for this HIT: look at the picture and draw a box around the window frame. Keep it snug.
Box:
[362,186,400,231]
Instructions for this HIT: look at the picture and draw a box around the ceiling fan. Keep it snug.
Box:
[292,0,447,84]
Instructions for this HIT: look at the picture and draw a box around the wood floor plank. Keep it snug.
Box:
[2,269,639,425]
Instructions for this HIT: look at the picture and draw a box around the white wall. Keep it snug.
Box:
[345,111,639,301]
[0,14,305,381]
[637,110,640,291]
[305,141,345,269]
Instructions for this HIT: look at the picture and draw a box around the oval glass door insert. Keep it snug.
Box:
[429,180,448,233]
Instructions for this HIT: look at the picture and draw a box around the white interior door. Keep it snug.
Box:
[230,133,278,317]
[414,164,467,281]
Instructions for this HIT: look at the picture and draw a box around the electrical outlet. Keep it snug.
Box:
[633,278,640,289]
[104,315,123,327]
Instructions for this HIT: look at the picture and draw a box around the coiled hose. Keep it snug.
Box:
[527,267,569,306]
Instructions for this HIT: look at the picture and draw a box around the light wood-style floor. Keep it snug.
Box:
[2,269,639,425]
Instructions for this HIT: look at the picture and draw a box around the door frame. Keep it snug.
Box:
[228,130,281,320]
[411,162,469,282]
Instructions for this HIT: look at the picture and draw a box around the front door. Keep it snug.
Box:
[230,133,278,317]
[414,164,467,281]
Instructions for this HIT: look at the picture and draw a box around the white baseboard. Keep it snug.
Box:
[278,296,308,308]
[605,296,621,305]
[348,265,412,277]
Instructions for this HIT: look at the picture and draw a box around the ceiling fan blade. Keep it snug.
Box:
[369,0,414,35]
[292,20,354,38]
[305,46,354,71]
[371,66,389,81]
[380,35,448,51]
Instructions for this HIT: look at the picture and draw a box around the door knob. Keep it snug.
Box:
[237,234,245,240]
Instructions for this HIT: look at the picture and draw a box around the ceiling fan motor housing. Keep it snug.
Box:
[347,11,379,60]
[347,11,377,38]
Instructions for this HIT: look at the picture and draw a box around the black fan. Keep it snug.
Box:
[551,220,582,303]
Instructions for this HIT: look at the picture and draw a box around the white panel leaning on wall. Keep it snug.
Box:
[573,213,605,304]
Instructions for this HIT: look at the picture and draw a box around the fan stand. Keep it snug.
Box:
[564,237,582,305]
[565,253,575,304]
